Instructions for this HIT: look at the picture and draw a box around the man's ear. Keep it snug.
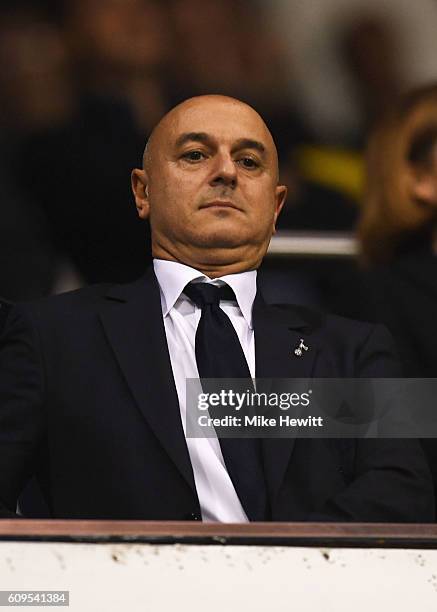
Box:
[272,185,287,233]
[131,168,150,219]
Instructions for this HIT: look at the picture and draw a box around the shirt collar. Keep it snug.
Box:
[153,259,257,329]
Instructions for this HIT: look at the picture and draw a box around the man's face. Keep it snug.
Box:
[132,96,287,272]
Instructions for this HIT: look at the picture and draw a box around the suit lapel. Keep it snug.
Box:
[99,267,196,493]
[253,293,319,506]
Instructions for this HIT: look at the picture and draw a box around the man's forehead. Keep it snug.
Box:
[158,97,273,149]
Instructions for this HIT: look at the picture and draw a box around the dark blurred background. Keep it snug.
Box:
[1,0,437,312]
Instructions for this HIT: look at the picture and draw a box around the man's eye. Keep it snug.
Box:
[239,157,259,169]
[182,150,205,162]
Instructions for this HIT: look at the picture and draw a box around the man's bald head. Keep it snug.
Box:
[143,95,280,183]
[132,94,287,277]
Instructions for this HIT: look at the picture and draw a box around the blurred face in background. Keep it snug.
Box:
[0,15,72,130]
[341,13,402,125]
[358,87,437,265]
[132,96,287,276]
[66,0,170,73]
[168,0,245,94]
[409,134,437,213]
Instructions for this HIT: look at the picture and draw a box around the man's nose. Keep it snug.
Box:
[209,152,237,188]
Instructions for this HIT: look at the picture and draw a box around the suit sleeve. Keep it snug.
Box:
[0,305,46,517]
[310,324,435,522]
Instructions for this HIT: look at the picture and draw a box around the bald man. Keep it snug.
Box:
[0,96,433,521]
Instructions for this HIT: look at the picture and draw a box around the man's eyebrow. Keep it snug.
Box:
[232,138,266,156]
[174,132,211,147]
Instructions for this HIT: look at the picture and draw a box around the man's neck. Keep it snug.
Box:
[151,246,262,278]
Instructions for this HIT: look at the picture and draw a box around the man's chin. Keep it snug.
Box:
[193,230,246,250]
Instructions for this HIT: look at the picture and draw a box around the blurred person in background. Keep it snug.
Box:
[269,0,437,145]
[0,7,74,135]
[263,7,421,315]
[0,2,169,511]
[358,83,437,374]
[357,84,437,516]
[267,0,437,233]
[0,7,60,301]
[339,14,403,145]
[65,0,172,135]
[168,0,248,103]
[1,1,175,288]
[277,10,405,233]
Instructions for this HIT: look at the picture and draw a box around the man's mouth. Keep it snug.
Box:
[200,200,241,211]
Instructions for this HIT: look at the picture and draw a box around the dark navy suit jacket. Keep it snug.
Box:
[0,268,433,521]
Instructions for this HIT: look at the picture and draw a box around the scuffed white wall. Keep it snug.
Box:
[1,542,437,611]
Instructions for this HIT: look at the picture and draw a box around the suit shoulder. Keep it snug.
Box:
[325,312,380,341]
[13,283,114,322]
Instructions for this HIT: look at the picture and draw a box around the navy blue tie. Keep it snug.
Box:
[183,281,268,521]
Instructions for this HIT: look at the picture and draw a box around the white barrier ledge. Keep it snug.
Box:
[1,522,437,612]
[267,231,358,258]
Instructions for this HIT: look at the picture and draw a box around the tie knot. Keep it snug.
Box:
[183,282,235,308]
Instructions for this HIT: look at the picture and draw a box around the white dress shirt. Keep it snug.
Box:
[153,258,257,522]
